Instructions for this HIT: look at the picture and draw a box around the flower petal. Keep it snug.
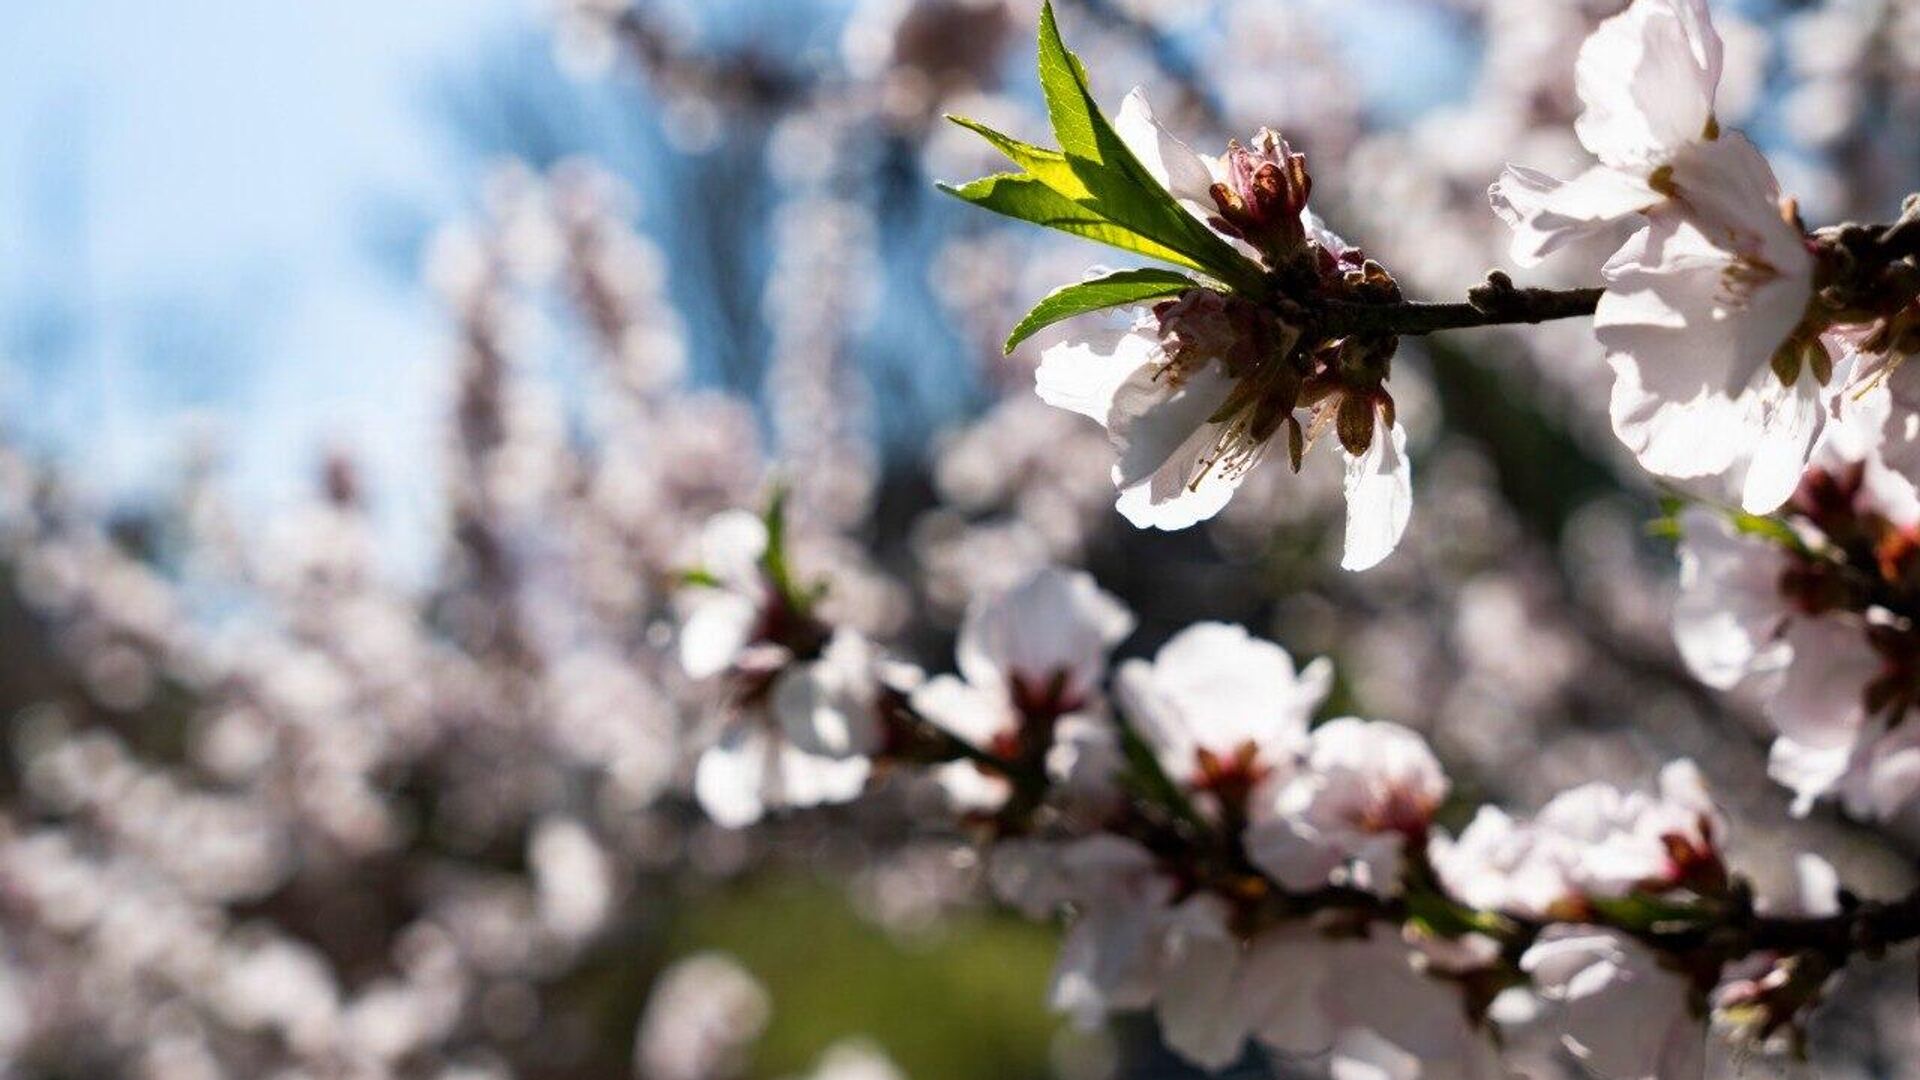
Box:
[1490,164,1656,267]
[679,592,761,679]
[1575,0,1723,170]
[1034,313,1161,424]
[1112,87,1219,208]
[1340,416,1412,572]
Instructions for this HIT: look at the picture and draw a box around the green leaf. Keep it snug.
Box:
[1036,2,1098,159]
[1731,511,1803,550]
[938,174,1210,272]
[759,486,810,613]
[1403,889,1514,941]
[946,115,1092,202]
[1033,3,1266,293]
[1115,720,1207,832]
[1003,268,1198,353]
[1587,893,1714,933]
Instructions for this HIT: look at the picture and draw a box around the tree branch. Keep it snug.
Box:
[1318,276,1604,338]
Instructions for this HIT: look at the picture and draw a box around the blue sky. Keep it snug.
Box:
[0,0,529,546]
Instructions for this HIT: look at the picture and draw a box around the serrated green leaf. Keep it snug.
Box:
[946,115,1092,202]
[1004,269,1197,353]
[938,174,1210,272]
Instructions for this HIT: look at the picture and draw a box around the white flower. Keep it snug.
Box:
[1765,618,1920,822]
[1112,89,1226,235]
[1123,903,1500,1076]
[1491,0,1824,510]
[1538,759,1725,899]
[693,629,887,829]
[1032,92,1414,569]
[1518,927,1705,1080]
[1433,762,1724,918]
[989,836,1177,1024]
[1670,506,1792,691]
[677,510,776,679]
[1035,309,1257,530]
[1430,807,1577,920]
[1341,410,1414,572]
[1671,456,1920,820]
[1114,622,1331,814]
[1489,0,1724,266]
[1594,137,1819,512]
[911,567,1134,812]
[1247,718,1448,894]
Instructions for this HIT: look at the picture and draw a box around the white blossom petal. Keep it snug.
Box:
[1113,88,1219,207]
[1034,314,1161,424]
[1575,0,1723,170]
[1671,506,1791,690]
[680,593,762,679]
[1490,164,1656,267]
[1340,416,1413,571]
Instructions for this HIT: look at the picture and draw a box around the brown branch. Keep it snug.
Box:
[1318,275,1604,338]
[1748,886,1920,961]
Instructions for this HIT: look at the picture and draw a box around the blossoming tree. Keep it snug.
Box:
[673,1,1920,1076]
[10,0,1920,1078]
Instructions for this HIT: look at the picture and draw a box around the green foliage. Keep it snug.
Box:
[1729,510,1806,552]
[669,876,1061,1080]
[1004,269,1199,354]
[937,174,1209,272]
[1586,893,1715,934]
[1644,489,1809,554]
[1403,888,1514,941]
[941,3,1268,298]
[944,116,1091,201]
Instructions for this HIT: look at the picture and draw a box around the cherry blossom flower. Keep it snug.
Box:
[692,628,888,829]
[1594,139,1821,513]
[989,835,1177,1025]
[910,567,1134,812]
[1032,92,1413,569]
[1156,925,1502,1078]
[677,509,783,680]
[1518,927,1705,1080]
[1490,0,1726,266]
[1491,0,1825,511]
[1112,622,1331,818]
[1671,403,1920,820]
[1433,761,1725,918]
[1247,718,1448,894]
[676,512,899,827]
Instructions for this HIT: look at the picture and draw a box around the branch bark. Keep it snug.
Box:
[1318,278,1605,338]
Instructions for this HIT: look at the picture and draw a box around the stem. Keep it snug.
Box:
[1748,886,1920,960]
[1318,279,1605,338]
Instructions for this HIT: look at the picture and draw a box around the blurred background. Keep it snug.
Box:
[3,0,1920,1077]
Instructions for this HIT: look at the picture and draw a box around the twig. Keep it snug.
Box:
[1319,275,1604,338]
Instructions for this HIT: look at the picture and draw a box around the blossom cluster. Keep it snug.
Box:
[950,0,1920,577]
[11,0,1920,1076]
[1674,359,1920,822]
[675,508,1884,1078]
